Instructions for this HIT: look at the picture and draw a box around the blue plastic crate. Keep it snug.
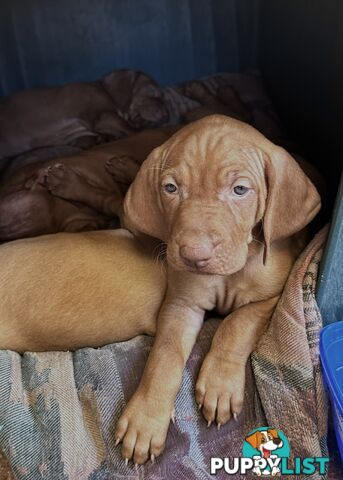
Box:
[320,322,343,461]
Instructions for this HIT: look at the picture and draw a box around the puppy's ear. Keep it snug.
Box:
[263,148,321,263]
[245,431,261,450]
[123,146,168,241]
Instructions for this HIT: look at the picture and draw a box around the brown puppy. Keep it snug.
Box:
[0,229,166,352]
[0,69,168,168]
[116,114,321,464]
[0,127,177,242]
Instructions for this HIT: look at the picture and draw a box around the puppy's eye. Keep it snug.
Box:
[164,183,178,194]
[233,185,248,196]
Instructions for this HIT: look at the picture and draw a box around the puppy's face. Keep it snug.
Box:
[159,132,266,275]
[124,115,321,275]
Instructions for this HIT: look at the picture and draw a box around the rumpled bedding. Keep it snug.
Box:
[0,69,290,179]
[0,227,332,480]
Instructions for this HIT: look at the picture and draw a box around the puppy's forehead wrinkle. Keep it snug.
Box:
[208,131,229,158]
[161,166,179,178]
[148,163,168,172]
[165,131,264,165]
[159,127,267,197]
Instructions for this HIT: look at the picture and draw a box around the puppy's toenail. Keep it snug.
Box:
[125,458,129,466]
[135,463,138,468]
[233,412,238,422]
[217,423,221,430]
[151,454,155,463]
[115,438,121,447]
[207,421,212,427]
[171,409,176,424]
[198,404,202,410]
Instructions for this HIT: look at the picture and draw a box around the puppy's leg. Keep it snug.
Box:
[195,296,279,426]
[45,163,123,217]
[115,299,204,464]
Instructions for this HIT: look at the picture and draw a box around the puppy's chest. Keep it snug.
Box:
[213,276,262,316]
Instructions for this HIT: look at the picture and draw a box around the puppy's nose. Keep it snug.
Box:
[179,245,212,269]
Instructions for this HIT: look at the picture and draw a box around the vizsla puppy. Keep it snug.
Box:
[0,127,177,242]
[117,114,321,464]
[0,70,168,170]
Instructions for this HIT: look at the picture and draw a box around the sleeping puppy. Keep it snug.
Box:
[116,114,321,464]
[0,127,177,242]
[0,70,169,173]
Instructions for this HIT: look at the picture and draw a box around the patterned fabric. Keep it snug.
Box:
[0,226,336,479]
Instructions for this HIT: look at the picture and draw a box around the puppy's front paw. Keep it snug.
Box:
[115,390,173,465]
[195,353,245,426]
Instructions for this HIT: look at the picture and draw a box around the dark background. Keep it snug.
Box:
[1,0,342,176]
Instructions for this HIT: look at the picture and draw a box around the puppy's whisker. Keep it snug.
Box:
[152,242,167,259]
[155,250,167,267]
[154,242,168,275]
[152,243,162,257]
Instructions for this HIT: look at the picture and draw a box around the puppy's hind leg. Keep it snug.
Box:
[45,163,124,219]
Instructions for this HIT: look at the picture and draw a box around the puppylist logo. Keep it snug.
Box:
[210,427,329,476]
